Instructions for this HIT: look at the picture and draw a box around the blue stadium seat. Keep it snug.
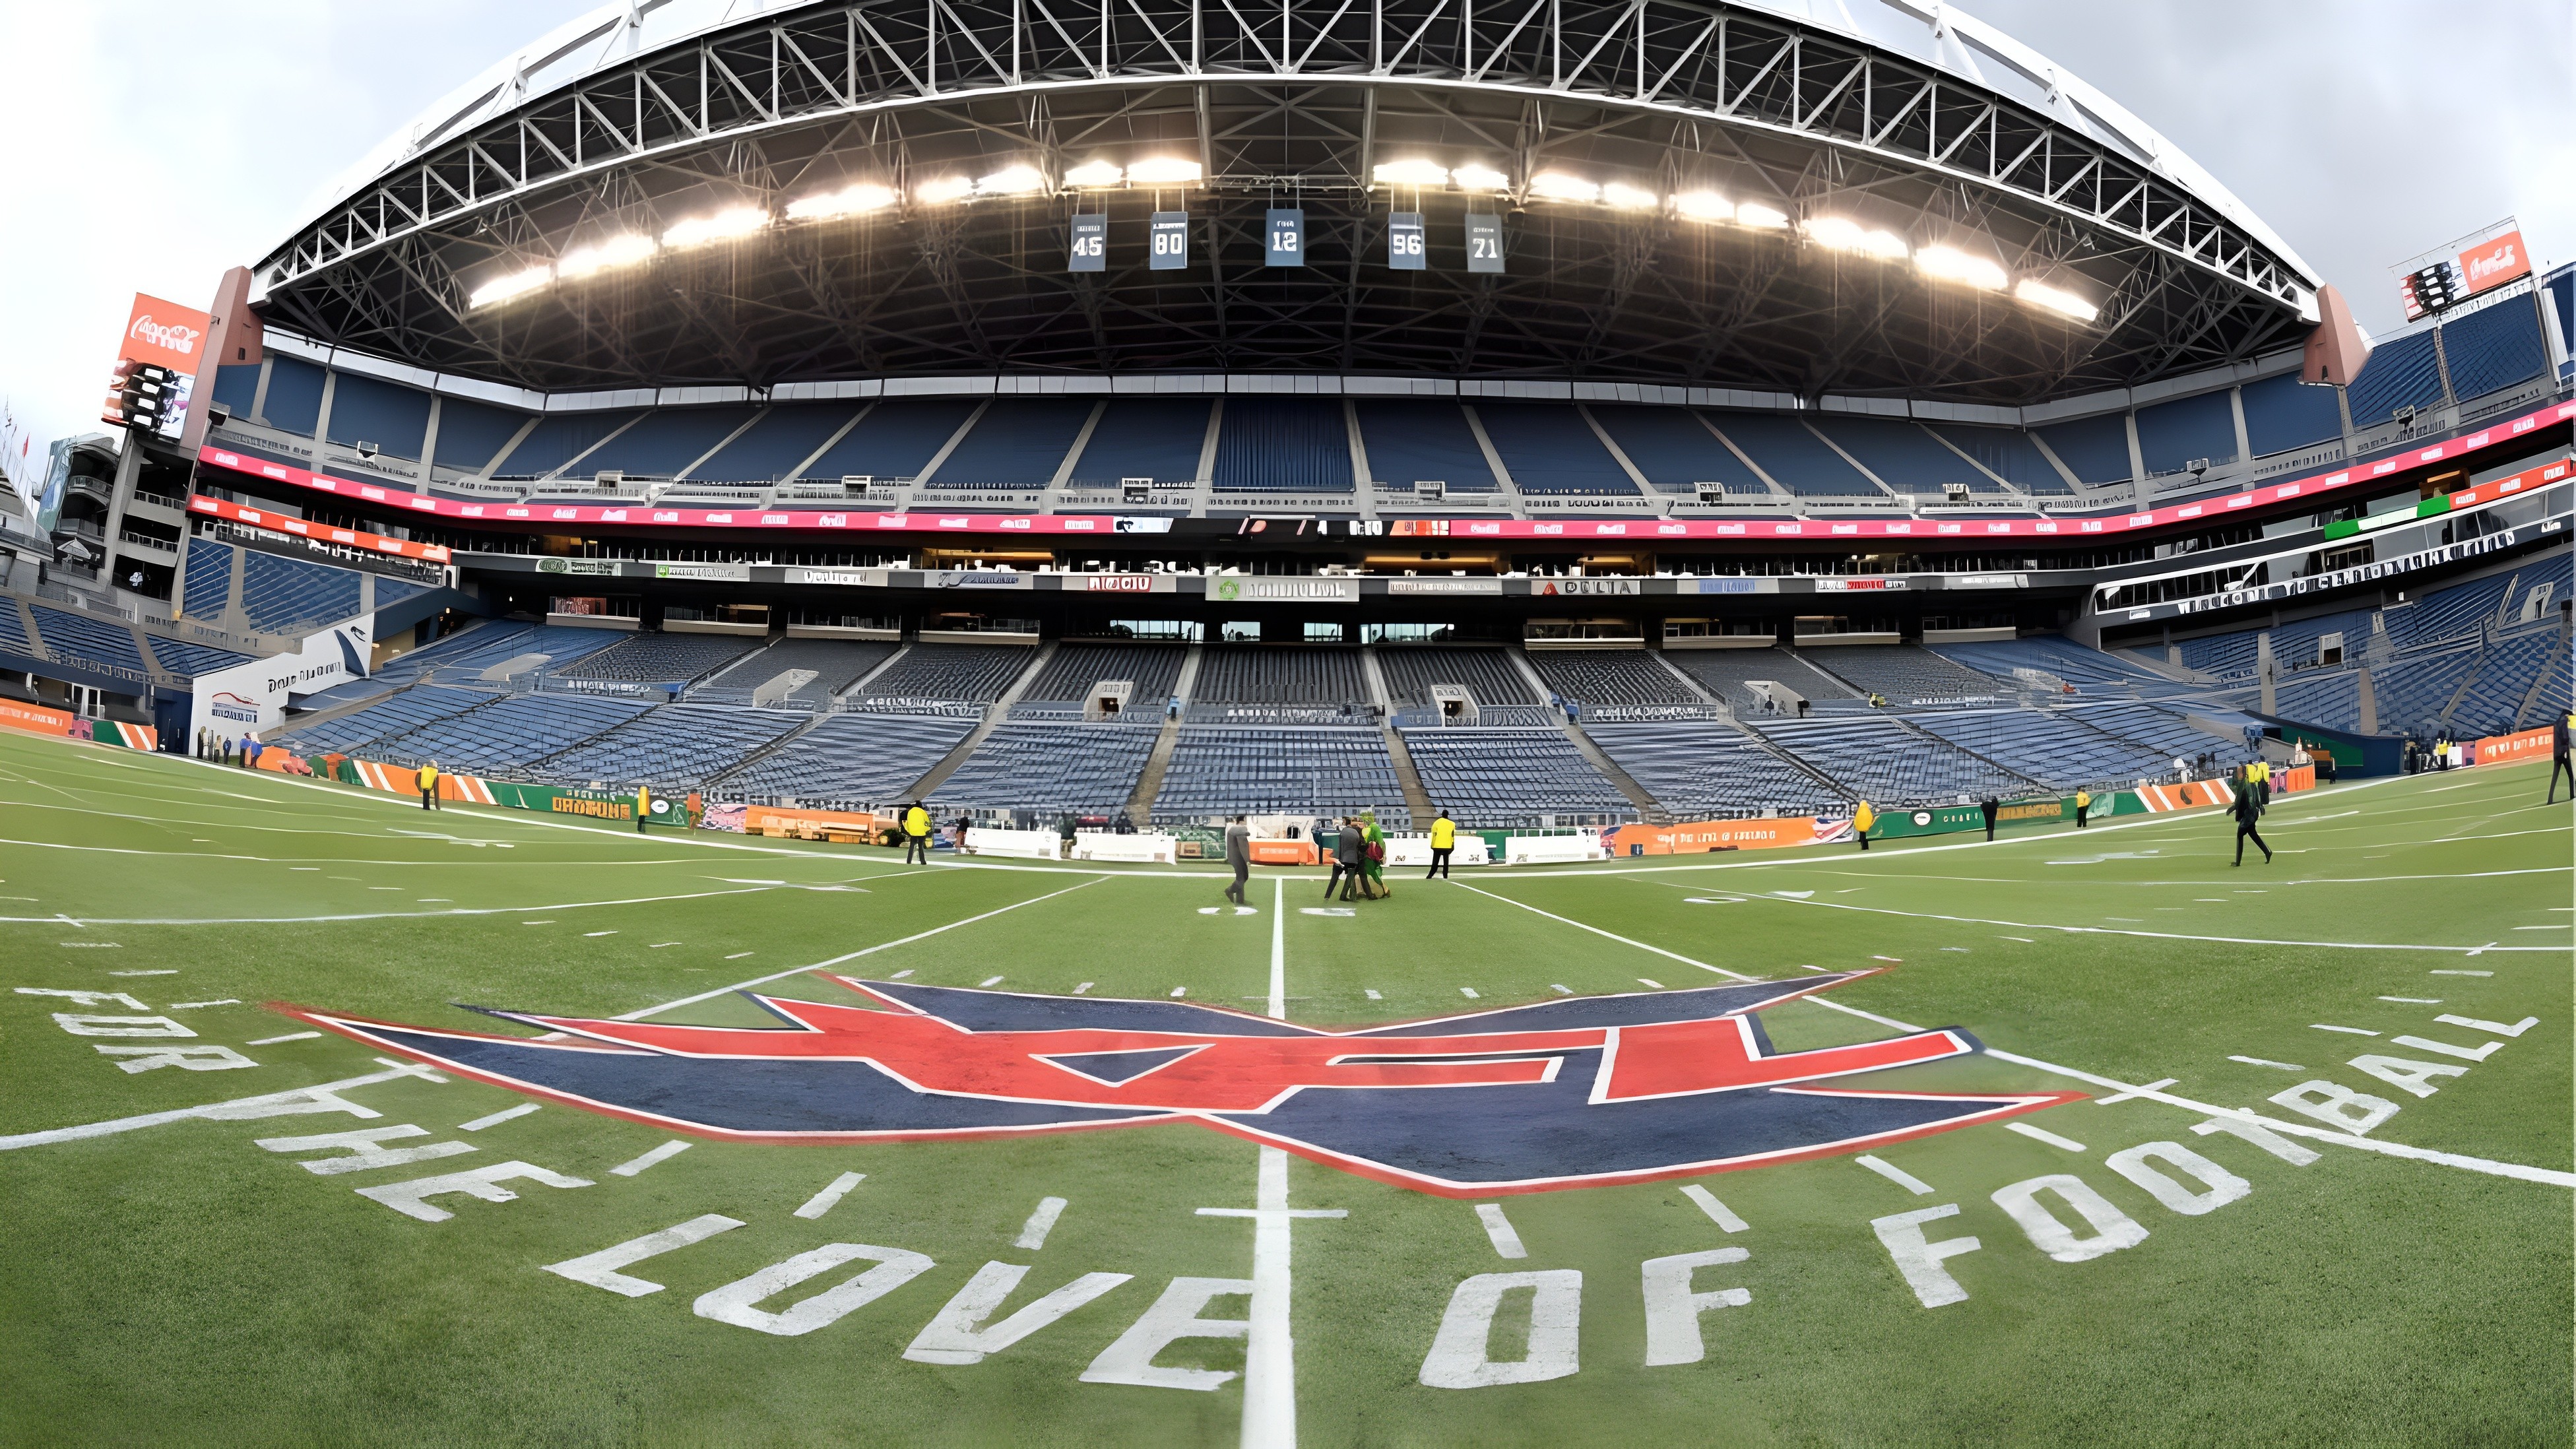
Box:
[1065,399,1211,486]
[1477,404,1638,496]
[2439,300,2548,401]
[273,686,492,756]
[2345,329,2444,428]
[1153,726,1408,825]
[30,606,148,678]
[180,540,235,620]
[1799,647,2003,704]
[2034,413,2132,486]
[1376,647,1537,706]
[935,723,1160,814]
[802,399,981,482]
[713,712,975,808]
[0,602,34,657]
[1582,723,1846,818]
[549,631,762,683]
[494,410,644,478]
[1930,424,2072,494]
[534,703,804,790]
[366,693,649,772]
[579,406,761,478]
[1019,645,1187,702]
[1402,729,1630,824]
[146,638,257,679]
[1908,708,2172,790]
[1527,651,1696,705]
[858,645,1035,703]
[1355,401,1493,492]
[1215,398,1353,492]
[1704,414,1880,496]
[2133,389,2237,474]
[1754,716,2035,804]
[325,373,433,459]
[428,397,534,474]
[924,399,1094,488]
[1813,418,2001,495]
[695,639,899,706]
[240,552,364,632]
[1193,647,1369,704]
[259,357,328,436]
[2238,374,2342,457]
[690,402,862,483]
[1589,406,1767,494]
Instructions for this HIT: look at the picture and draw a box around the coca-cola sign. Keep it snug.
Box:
[117,293,212,373]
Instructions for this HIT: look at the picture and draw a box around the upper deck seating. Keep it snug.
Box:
[1527,651,1698,706]
[856,645,1035,703]
[1192,647,1369,705]
[1375,647,1539,706]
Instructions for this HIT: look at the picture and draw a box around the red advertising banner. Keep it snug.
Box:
[2457,230,2532,296]
[2443,455,2571,509]
[2474,726,2559,767]
[1603,817,1826,854]
[117,294,213,373]
[197,396,2576,544]
[188,494,451,564]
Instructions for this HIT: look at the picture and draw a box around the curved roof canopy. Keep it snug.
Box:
[255,0,2324,404]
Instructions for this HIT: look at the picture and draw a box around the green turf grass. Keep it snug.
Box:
[0,728,2566,1445]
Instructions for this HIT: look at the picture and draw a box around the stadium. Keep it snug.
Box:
[0,0,2567,1443]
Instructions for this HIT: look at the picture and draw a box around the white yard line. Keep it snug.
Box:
[1268,877,1288,1019]
[0,1059,447,1151]
[1445,880,1758,980]
[0,886,780,928]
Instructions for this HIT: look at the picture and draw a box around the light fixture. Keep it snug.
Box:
[1124,157,1203,186]
[913,175,973,205]
[1602,181,1659,210]
[784,181,895,221]
[1734,202,1789,230]
[975,164,1046,196]
[1673,190,1731,222]
[1803,216,1908,261]
[1372,159,1450,187]
[1528,171,1600,203]
[468,265,550,309]
[661,206,769,249]
[556,234,657,279]
[1063,160,1123,188]
[2015,277,2100,322]
[1450,164,1510,192]
[1914,244,2008,291]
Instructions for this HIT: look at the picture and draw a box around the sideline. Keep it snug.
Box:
[0,885,780,928]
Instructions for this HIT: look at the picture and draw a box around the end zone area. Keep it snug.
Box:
[1,728,2566,1444]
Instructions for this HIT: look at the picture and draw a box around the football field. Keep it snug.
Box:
[0,726,2567,1446]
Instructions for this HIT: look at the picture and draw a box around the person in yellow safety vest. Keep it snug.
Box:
[635,783,653,833]
[2075,789,2092,829]
[416,760,441,811]
[1426,811,1457,878]
[2253,758,2271,808]
[1853,799,1875,851]
[903,802,932,864]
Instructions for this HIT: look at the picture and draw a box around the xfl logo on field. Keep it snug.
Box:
[292,973,2074,1195]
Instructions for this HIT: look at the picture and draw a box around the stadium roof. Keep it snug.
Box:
[253,0,2327,406]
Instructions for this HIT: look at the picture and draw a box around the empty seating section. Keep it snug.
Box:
[2390,571,2517,648]
[1528,651,1697,705]
[802,399,979,482]
[1215,399,1353,492]
[2034,414,2133,486]
[257,357,327,435]
[0,602,34,655]
[1375,647,1537,706]
[1910,710,2172,790]
[858,645,1034,703]
[2266,610,2377,672]
[1931,425,2070,494]
[1814,419,1999,494]
[430,397,532,474]
[2344,329,2443,427]
[2238,374,2342,457]
[1665,648,1857,709]
[373,621,536,682]
[579,406,759,478]
[420,623,626,680]
[550,631,759,682]
[1931,636,2168,686]
[240,552,362,631]
[1154,727,1407,825]
[1192,647,1368,704]
[146,638,256,678]
[692,403,860,482]
[2449,629,2566,735]
[2133,390,2238,473]
[2439,300,2547,401]
[925,399,1093,487]
[1020,645,1186,701]
[2176,629,2259,680]
[934,723,1159,814]
[367,693,649,773]
[1066,399,1210,485]
[373,577,432,612]
[1355,401,1494,492]
[532,703,803,790]
[29,607,146,676]
[1706,414,1881,496]
[1477,404,1637,496]
[180,540,234,618]
[1756,717,2034,804]
[1801,647,2002,703]
[1584,724,1848,817]
[2271,670,2362,732]
[2369,649,2482,734]
[2061,703,2247,766]
[697,639,897,704]
[1590,406,1768,494]
[209,364,261,424]
[324,374,432,459]
[494,409,643,478]
[713,713,975,807]
[1403,729,1631,823]
[273,686,490,755]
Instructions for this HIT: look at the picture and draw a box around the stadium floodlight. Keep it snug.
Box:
[1528,171,1600,203]
[1125,157,1203,186]
[975,164,1047,196]
[1672,190,1731,222]
[556,234,657,279]
[1372,159,1450,187]
[914,175,974,205]
[661,206,770,250]
[1734,201,1790,230]
[1914,245,2008,291]
[2014,277,2101,322]
[785,181,897,221]
[468,265,552,309]
[1602,181,1659,210]
[1450,164,1510,192]
[1063,160,1124,189]
[1803,216,1908,261]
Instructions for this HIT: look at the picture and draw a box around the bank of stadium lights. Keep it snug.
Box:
[1124,157,1204,186]
[468,265,551,309]
[662,207,768,250]
[914,174,974,205]
[1452,164,1510,193]
[2014,278,2102,323]
[1528,171,1601,204]
[784,181,896,222]
[975,164,1048,197]
[1372,159,1451,187]
[1601,181,1659,211]
[1801,216,1910,263]
[1064,160,1124,189]
[1914,244,2009,292]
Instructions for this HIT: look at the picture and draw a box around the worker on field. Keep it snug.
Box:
[636,783,653,833]
[1853,799,1875,851]
[1058,812,1079,859]
[2549,713,2573,804]
[1427,810,1456,878]
[1979,796,1999,842]
[2230,774,2270,866]
[1327,816,1364,901]
[417,759,441,811]
[1223,814,1251,906]
[2075,788,2092,829]
[903,802,932,864]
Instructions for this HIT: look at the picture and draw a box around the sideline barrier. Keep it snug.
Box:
[1604,817,1826,855]
[1072,832,1178,864]
[1504,831,1609,865]
[2475,726,2558,766]
[1248,839,1322,866]
[1384,835,1492,867]
[742,804,885,841]
[963,827,1064,860]
[330,756,703,824]
[0,703,156,752]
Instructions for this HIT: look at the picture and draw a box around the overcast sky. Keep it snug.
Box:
[0,0,2567,468]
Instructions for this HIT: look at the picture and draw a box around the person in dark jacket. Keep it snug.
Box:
[1979,796,1999,841]
[1326,818,1365,901]
[1223,815,1252,905]
[2230,779,2271,866]
[2549,713,2573,804]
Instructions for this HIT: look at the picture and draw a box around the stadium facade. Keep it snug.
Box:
[3,0,2569,830]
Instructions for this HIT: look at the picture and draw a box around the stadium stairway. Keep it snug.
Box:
[1500,647,1668,822]
[903,641,1056,799]
[1360,649,1438,822]
[1124,645,1203,825]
